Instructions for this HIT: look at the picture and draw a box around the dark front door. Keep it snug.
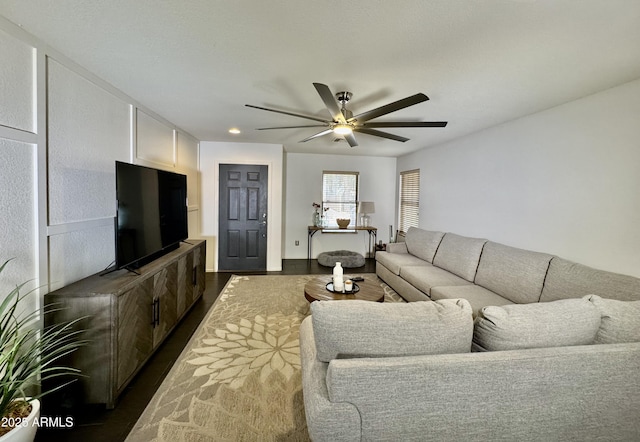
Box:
[218,164,268,271]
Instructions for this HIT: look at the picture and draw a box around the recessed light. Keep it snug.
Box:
[229,128,241,134]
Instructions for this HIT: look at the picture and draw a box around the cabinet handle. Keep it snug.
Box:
[155,298,160,327]
[192,266,197,286]
[151,298,160,327]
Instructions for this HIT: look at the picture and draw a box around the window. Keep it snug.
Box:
[322,171,359,228]
[399,169,420,234]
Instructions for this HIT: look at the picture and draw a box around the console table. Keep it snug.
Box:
[45,240,206,408]
[307,226,377,260]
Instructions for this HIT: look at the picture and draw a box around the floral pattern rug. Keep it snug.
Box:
[126,274,403,442]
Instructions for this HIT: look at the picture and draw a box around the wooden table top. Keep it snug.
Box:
[304,275,385,303]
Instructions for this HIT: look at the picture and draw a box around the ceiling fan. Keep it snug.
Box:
[245,83,447,147]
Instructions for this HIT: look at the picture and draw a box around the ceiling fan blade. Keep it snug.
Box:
[363,121,448,128]
[344,133,358,147]
[257,124,328,130]
[349,93,429,123]
[355,127,410,143]
[300,129,334,143]
[245,104,329,124]
[313,83,346,123]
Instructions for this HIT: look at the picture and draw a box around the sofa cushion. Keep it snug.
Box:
[401,265,472,296]
[432,233,487,282]
[405,227,445,263]
[431,284,514,316]
[311,299,473,362]
[472,298,601,351]
[540,257,640,302]
[474,241,554,304]
[586,295,640,344]
[375,251,431,276]
[376,263,431,302]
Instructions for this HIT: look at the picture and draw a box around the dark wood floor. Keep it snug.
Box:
[36,259,375,442]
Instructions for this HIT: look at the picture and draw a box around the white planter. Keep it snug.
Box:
[0,399,40,442]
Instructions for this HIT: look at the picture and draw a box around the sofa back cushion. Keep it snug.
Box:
[311,299,473,362]
[540,257,640,302]
[586,295,640,344]
[405,227,445,263]
[473,298,601,351]
[432,233,487,282]
[474,242,554,304]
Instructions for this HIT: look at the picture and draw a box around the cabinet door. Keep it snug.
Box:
[117,280,153,390]
[176,253,194,318]
[153,261,178,347]
[193,243,206,300]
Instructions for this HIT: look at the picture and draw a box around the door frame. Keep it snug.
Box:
[213,161,273,271]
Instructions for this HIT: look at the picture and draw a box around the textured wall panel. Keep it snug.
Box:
[49,225,115,291]
[136,110,174,167]
[176,132,198,203]
[0,138,36,304]
[177,132,199,238]
[0,28,34,132]
[48,59,130,225]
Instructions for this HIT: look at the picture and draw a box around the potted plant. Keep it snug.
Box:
[0,259,85,442]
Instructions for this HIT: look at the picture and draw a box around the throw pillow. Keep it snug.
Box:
[473,298,601,351]
[311,299,473,362]
[585,294,640,344]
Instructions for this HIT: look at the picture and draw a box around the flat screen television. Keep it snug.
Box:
[115,161,188,270]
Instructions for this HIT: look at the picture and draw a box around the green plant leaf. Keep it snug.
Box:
[0,259,88,419]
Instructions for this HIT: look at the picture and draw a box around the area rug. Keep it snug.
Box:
[126,274,404,442]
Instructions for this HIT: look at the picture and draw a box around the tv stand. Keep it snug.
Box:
[123,266,142,275]
[45,239,206,408]
[98,264,118,277]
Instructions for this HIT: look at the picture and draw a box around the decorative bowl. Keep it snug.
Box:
[336,218,350,229]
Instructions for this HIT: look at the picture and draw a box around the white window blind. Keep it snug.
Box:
[322,171,359,228]
[399,169,420,234]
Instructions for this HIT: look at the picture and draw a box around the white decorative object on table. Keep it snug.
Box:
[332,262,344,292]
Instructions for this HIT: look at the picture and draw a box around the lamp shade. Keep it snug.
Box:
[358,201,375,214]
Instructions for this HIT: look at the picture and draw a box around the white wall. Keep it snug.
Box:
[199,141,284,272]
[0,16,201,308]
[284,153,397,259]
[398,78,640,277]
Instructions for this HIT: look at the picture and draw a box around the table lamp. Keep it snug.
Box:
[358,201,375,227]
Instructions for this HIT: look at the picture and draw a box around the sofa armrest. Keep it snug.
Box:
[299,317,361,442]
[386,242,408,254]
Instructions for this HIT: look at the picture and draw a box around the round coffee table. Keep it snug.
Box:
[304,275,385,303]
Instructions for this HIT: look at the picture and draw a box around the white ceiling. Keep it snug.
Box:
[2,1,639,157]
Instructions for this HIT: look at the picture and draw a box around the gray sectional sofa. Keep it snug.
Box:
[300,227,640,441]
[376,227,640,312]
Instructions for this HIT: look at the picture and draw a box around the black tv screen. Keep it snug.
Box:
[115,161,188,269]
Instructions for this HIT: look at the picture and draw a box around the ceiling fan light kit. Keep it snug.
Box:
[333,124,353,135]
[246,82,447,148]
